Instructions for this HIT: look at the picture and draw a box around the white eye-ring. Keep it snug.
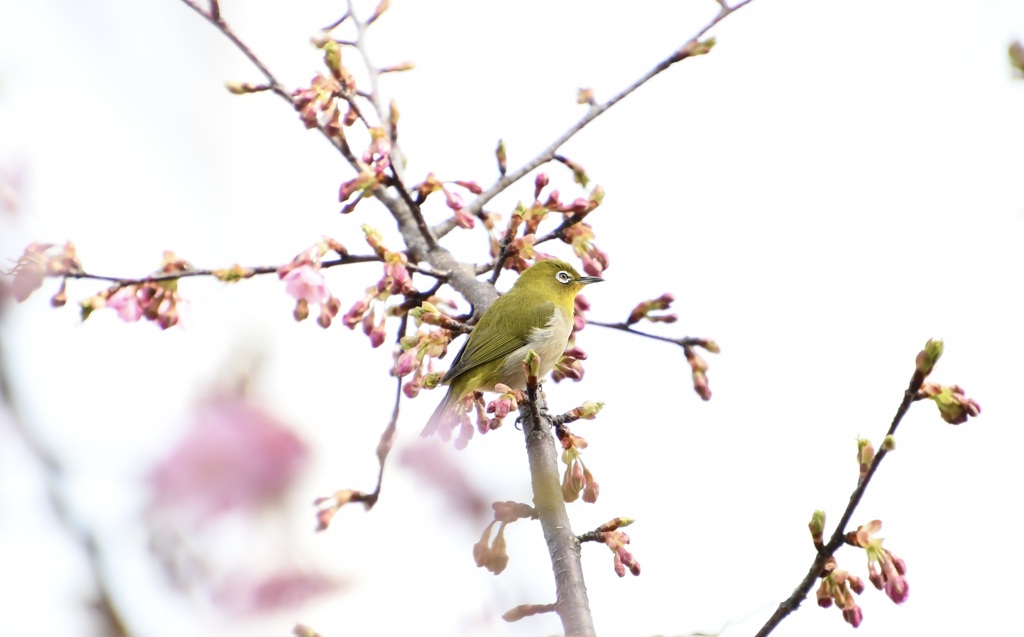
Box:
[555,270,573,284]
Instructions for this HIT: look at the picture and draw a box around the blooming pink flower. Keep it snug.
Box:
[107,286,144,322]
[283,265,330,304]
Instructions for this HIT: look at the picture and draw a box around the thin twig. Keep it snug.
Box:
[463,0,757,220]
[60,253,445,287]
[589,319,703,348]
[753,370,925,637]
[388,165,439,251]
[176,0,361,166]
[319,11,350,32]
[177,0,291,101]
[344,0,432,251]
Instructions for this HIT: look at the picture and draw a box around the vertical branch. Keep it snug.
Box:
[523,378,595,636]
[0,338,132,636]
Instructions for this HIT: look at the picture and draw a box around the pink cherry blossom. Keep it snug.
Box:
[283,265,330,304]
[107,286,143,322]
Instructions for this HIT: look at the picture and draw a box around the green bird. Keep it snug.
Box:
[423,259,602,436]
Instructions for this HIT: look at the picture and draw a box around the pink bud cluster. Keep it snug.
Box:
[473,520,510,575]
[851,520,909,605]
[277,240,346,329]
[918,382,981,425]
[573,293,590,332]
[362,127,392,176]
[561,222,609,278]
[810,510,912,629]
[414,173,483,230]
[338,171,380,214]
[684,344,712,401]
[626,293,677,325]
[492,173,604,275]
[815,557,866,628]
[484,383,520,431]
[560,430,599,503]
[292,72,346,131]
[552,346,587,383]
[291,40,355,138]
[595,524,640,577]
[472,501,536,575]
[340,227,421,347]
[393,325,451,398]
[549,297,593,383]
[79,251,194,330]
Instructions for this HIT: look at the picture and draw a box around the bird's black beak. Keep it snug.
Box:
[577,276,604,285]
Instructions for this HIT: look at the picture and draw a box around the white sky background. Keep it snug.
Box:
[1,0,1023,636]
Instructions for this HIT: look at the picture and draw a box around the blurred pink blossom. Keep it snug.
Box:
[107,287,144,322]
[214,570,340,614]
[283,265,330,304]
[148,397,308,521]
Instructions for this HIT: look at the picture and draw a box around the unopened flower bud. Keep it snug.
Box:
[394,349,419,377]
[816,581,833,608]
[857,438,874,481]
[809,510,826,546]
[849,575,865,595]
[576,87,595,105]
[422,372,441,389]
[317,310,333,328]
[608,518,637,533]
[534,173,549,200]
[842,606,863,628]
[495,139,507,176]
[562,461,584,502]
[50,280,67,307]
[583,475,599,503]
[473,522,495,568]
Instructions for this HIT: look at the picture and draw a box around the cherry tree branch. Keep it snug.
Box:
[176,0,361,168]
[753,355,930,637]
[463,0,757,220]
[588,319,708,348]
[340,0,438,250]
[522,371,595,636]
[178,0,290,101]
[59,254,444,287]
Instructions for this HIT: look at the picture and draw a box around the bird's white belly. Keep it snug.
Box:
[499,307,572,389]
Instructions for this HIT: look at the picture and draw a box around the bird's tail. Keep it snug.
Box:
[421,388,462,438]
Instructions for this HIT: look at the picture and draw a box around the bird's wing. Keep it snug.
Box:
[441,299,557,383]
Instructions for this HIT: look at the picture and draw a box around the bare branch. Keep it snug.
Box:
[177,0,291,102]
[60,253,445,288]
[589,319,705,348]
[314,331,406,531]
[463,0,757,219]
[753,352,929,637]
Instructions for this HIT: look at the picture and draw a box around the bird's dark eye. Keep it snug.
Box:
[555,271,573,284]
